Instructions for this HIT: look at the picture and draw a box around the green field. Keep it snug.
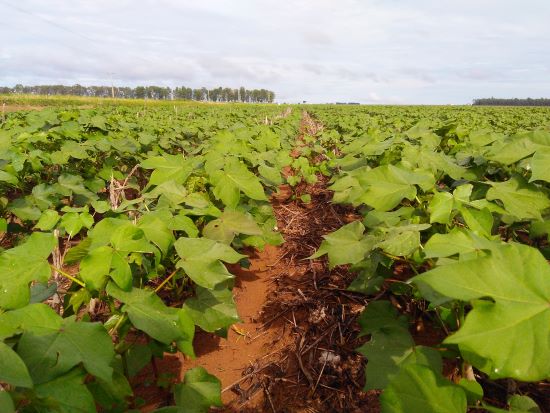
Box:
[0,97,549,412]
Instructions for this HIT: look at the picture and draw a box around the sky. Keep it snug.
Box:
[1,0,549,104]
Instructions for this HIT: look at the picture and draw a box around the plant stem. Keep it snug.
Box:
[154,269,179,293]
[109,314,128,336]
[50,264,85,287]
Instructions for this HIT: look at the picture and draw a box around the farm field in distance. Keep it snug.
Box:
[0,95,549,413]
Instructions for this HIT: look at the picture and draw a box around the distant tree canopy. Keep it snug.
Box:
[0,84,275,103]
[473,97,550,106]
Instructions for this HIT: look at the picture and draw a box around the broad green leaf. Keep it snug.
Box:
[57,173,98,201]
[380,364,467,413]
[60,212,94,237]
[110,251,132,290]
[258,163,283,185]
[8,197,42,221]
[0,303,62,340]
[363,207,415,228]
[0,341,33,388]
[0,170,18,185]
[203,210,262,244]
[17,318,115,384]
[356,301,441,390]
[358,301,408,334]
[30,281,58,304]
[169,213,200,238]
[0,232,57,310]
[80,246,113,290]
[34,369,96,413]
[174,238,245,289]
[347,257,384,295]
[35,209,60,231]
[378,224,430,257]
[183,285,240,332]
[423,230,494,259]
[486,138,538,165]
[144,180,188,204]
[530,148,550,183]
[309,221,374,268]
[457,379,483,404]
[355,164,434,211]
[174,367,222,413]
[0,391,15,413]
[484,395,542,413]
[106,283,195,356]
[486,176,550,221]
[413,243,550,381]
[210,159,267,207]
[508,395,542,413]
[110,223,155,253]
[429,191,454,225]
[138,214,175,255]
[141,154,196,186]
[460,206,493,237]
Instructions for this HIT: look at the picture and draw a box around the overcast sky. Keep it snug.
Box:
[1,0,549,103]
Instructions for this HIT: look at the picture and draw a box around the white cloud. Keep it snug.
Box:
[0,0,549,103]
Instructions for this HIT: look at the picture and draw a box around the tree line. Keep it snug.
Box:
[473,97,550,106]
[0,84,275,103]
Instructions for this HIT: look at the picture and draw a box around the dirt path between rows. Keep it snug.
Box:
[138,111,377,412]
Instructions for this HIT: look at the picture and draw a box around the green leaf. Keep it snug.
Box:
[0,341,33,388]
[259,163,283,185]
[91,200,111,213]
[423,229,493,259]
[0,170,18,185]
[457,379,484,404]
[174,367,222,413]
[530,148,550,183]
[0,391,15,413]
[0,303,62,340]
[486,138,538,165]
[8,197,42,221]
[0,232,57,310]
[183,285,240,332]
[429,191,454,225]
[144,180,188,205]
[30,281,58,303]
[169,213,199,238]
[355,164,434,211]
[508,395,542,413]
[138,214,175,255]
[203,210,262,244]
[413,243,550,381]
[35,209,61,231]
[60,212,94,237]
[110,223,155,253]
[34,369,96,413]
[174,238,245,289]
[79,246,113,291]
[110,251,132,291]
[378,224,430,257]
[486,176,550,221]
[460,206,493,237]
[141,154,197,187]
[210,158,267,207]
[358,301,408,334]
[17,318,115,385]
[309,221,374,268]
[356,301,442,390]
[380,364,467,413]
[106,283,195,356]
